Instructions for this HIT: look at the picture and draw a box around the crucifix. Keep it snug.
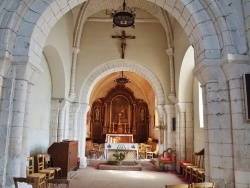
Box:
[112,30,135,59]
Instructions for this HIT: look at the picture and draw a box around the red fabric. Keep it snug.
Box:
[160,157,171,161]
[179,160,190,166]
[77,157,81,162]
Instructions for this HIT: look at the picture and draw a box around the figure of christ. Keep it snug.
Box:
[112,30,135,59]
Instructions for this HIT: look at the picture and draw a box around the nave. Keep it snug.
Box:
[53,159,187,188]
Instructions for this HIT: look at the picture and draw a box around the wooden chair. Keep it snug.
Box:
[46,179,70,188]
[191,155,205,182]
[13,177,35,188]
[45,155,62,179]
[158,148,176,172]
[183,154,202,180]
[165,184,190,188]
[191,182,215,188]
[196,169,205,182]
[145,145,154,159]
[36,154,55,180]
[26,157,47,188]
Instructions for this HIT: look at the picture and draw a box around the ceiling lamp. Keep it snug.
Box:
[111,0,136,28]
[114,71,131,84]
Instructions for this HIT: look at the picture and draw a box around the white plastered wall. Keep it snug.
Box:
[29,54,52,155]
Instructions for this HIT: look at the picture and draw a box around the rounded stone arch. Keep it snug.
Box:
[79,60,165,106]
[178,46,195,102]
[0,0,246,72]
[43,45,67,98]
[74,0,174,49]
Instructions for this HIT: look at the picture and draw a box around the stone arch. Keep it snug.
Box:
[43,45,67,98]
[178,46,195,102]
[79,59,165,106]
[0,0,246,68]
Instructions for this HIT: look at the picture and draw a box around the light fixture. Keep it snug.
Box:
[114,71,131,84]
[111,0,136,28]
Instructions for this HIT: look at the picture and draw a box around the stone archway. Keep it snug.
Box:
[0,0,249,187]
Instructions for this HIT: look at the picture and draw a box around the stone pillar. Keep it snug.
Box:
[4,62,42,188]
[164,105,175,149]
[194,61,235,187]
[79,103,90,168]
[176,102,193,172]
[50,100,61,144]
[67,102,81,140]
[221,54,250,188]
[156,104,165,153]
[57,100,67,142]
[166,48,176,103]
[20,83,33,177]
[0,67,16,187]
[68,47,80,101]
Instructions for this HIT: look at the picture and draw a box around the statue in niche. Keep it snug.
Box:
[95,107,100,121]
[140,108,145,122]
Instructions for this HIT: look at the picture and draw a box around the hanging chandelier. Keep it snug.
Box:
[114,71,131,84]
[111,0,136,28]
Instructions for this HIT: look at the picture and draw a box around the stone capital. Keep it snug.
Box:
[221,54,250,81]
[166,48,173,56]
[193,60,221,86]
[73,47,80,54]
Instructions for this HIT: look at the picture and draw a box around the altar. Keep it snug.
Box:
[105,134,138,161]
[105,134,134,143]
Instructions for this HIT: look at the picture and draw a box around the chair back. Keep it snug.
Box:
[13,177,35,188]
[26,157,35,175]
[36,154,45,172]
[166,184,190,188]
[161,148,176,162]
[191,182,215,188]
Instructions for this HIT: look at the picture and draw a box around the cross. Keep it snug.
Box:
[112,30,135,59]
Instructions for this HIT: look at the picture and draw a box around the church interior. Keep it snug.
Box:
[0,0,250,187]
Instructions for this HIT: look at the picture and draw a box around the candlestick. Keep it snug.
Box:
[124,123,127,133]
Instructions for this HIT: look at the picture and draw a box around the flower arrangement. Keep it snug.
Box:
[113,151,127,161]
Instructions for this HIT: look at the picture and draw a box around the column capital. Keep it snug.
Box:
[221,54,250,80]
[73,47,80,54]
[166,48,173,56]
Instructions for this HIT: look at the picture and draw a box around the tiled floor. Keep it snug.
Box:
[48,160,189,188]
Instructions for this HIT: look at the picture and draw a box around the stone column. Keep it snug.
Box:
[164,105,175,149]
[176,102,193,172]
[79,103,90,168]
[0,67,16,187]
[68,47,80,101]
[4,62,42,188]
[57,100,67,142]
[221,54,250,188]
[70,103,81,140]
[20,83,33,177]
[156,104,165,153]
[194,62,235,187]
[166,48,176,103]
[50,100,61,144]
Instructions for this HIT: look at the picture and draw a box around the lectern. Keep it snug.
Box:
[48,140,78,178]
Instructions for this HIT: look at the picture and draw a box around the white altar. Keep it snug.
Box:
[105,134,138,161]
[105,143,139,161]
